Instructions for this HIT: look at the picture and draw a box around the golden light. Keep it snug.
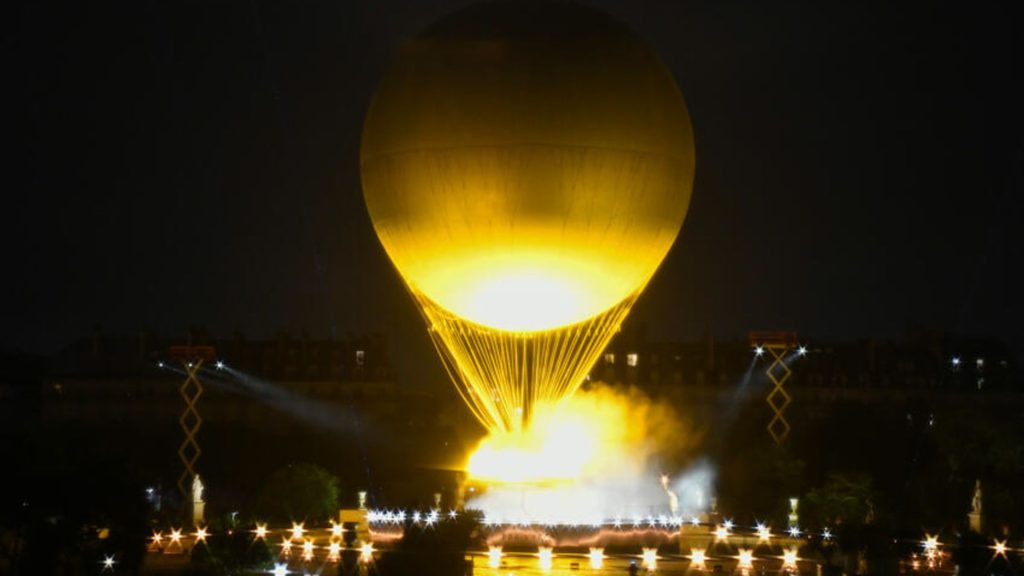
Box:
[641,548,658,571]
[689,549,706,569]
[254,523,268,539]
[538,547,554,572]
[302,539,314,561]
[782,548,798,568]
[280,539,292,556]
[488,546,503,569]
[993,540,1007,556]
[756,523,772,542]
[737,549,754,570]
[466,385,668,491]
[327,541,341,562]
[151,531,163,546]
[362,1,694,436]
[330,521,344,538]
[359,542,375,564]
[588,548,605,570]
[194,526,208,543]
[290,522,304,541]
[923,534,940,558]
[714,525,730,542]
[169,528,183,545]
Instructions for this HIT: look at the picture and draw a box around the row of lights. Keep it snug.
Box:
[753,345,808,357]
[485,545,801,572]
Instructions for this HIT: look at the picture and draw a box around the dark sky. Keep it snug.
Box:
[6,0,1022,379]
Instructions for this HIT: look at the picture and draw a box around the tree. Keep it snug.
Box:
[255,463,340,524]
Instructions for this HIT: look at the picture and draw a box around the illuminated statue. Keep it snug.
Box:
[191,474,205,527]
[192,474,204,503]
[362,1,694,435]
[968,479,982,532]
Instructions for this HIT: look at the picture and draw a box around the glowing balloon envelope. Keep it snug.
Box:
[361,1,695,433]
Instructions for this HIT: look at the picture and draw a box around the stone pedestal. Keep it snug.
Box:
[192,501,205,527]
[968,511,981,533]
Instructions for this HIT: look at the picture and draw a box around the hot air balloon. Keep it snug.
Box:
[361,1,695,434]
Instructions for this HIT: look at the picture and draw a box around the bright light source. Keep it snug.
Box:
[449,509,458,520]
[151,531,163,545]
[923,535,939,553]
[788,526,801,538]
[194,526,208,543]
[783,547,798,568]
[302,540,314,561]
[359,542,374,563]
[271,563,289,576]
[169,528,183,545]
[951,357,961,367]
[626,352,638,367]
[254,523,268,539]
[538,547,554,572]
[797,345,807,356]
[641,548,658,571]
[756,523,772,542]
[723,519,734,530]
[690,516,701,527]
[993,539,1007,556]
[330,522,344,538]
[822,528,833,541]
[488,546,503,569]
[327,541,341,562]
[280,540,292,555]
[589,547,605,570]
[754,346,765,357]
[102,555,115,571]
[215,361,224,370]
[290,522,304,541]
[689,549,706,568]
[737,549,753,570]
[714,525,730,542]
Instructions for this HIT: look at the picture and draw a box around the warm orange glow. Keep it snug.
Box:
[641,548,658,570]
[359,542,375,563]
[254,523,268,539]
[290,522,304,541]
[993,540,1007,556]
[756,524,772,542]
[280,539,292,555]
[327,541,341,562]
[538,547,554,572]
[169,528,182,545]
[466,386,658,486]
[783,548,798,568]
[488,546,503,569]
[738,549,753,570]
[714,525,730,542]
[151,531,163,545]
[330,522,344,538]
[690,548,706,569]
[362,1,694,436]
[302,539,314,561]
[194,527,208,543]
[588,548,605,570]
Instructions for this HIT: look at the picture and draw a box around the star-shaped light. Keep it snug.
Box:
[194,526,208,543]
[102,555,115,571]
[783,548,798,568]
[290,522,304,541]
[254,523,268,539]
[788,525,801,538]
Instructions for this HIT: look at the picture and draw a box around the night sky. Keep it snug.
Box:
[6,0,1022,382]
